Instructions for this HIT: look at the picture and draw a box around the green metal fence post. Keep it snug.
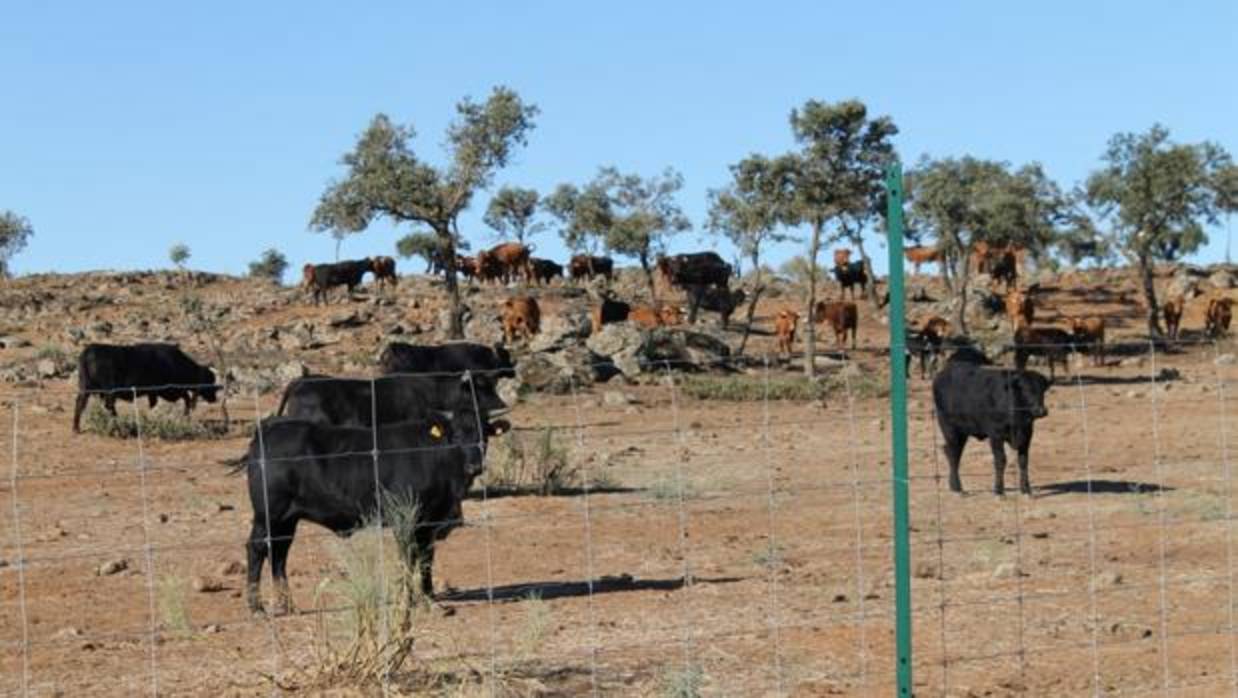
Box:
[885,160,914,697]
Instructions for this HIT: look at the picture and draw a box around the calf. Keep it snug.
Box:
[379,342,515,380]
[529,258,563,285]
[569,255,614,282]
[305,259,372,304]
[1012,326,1072,380]
[774,310,799,357]
[1068,316,1106,367]
[502,296,541,343]
[907,316,951,378]
[369,256,398,288]
[1163,296,1184,341]
[813,301,859,350]
[832,261,868,300]
[1207,297,1234,337]
[237,404,509,613]
[933,349,1051,495]
[74,343,219,433]
[1005,289,1034,331]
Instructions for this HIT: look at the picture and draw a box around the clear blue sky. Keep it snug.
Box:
[3,1,1235,279]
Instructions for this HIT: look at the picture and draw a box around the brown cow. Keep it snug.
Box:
[487,242,533,283]
[369,256,398,288]
[502,296,541,343]
[1206,297,1234,337]
[569,255,614,282]
[1163,296,1184,341]
[659,305,683,326]
[922,315,950,342]
[627,306,663,329]
[1013,325,1072,380]
[813,301,858,350]
[833,249,852,269]
[457,255,479,282]
[904,246,942,274]
[1068,316,1106,367]
[774,310,799,357]
[1005,289,1034,331]
[300,263,314,290]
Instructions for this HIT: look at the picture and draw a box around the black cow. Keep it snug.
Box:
[276,372,506,427]
[73,343,219,433]
[529,258,563,285]
[657,252,732,290]
[933,349,1051,495]
[379,342,516,380]
[569,255,614,282]
[833,261,868,300]
[306,260,372,304]
[237,405,510,614]
[904,330,945,380]
[685,287,746,326]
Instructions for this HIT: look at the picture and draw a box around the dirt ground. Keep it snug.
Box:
[4,266,1238,696]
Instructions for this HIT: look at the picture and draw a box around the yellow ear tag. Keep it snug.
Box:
[430,424,444,440]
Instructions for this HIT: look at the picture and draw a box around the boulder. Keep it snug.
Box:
[1209,268,1237,290]
[529,310,590,353]
[1166,271,1199,300]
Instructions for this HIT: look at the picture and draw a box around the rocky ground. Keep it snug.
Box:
[3,262,1238,696]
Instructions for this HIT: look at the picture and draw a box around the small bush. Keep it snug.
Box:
[678,375,828,402]
[483,428,578,495]
[659,663,705,698]
[83,403,227,441]
[156,574,193,637]
[248,248,289,284]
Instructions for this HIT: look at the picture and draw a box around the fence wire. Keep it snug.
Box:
[2,336,1238,695]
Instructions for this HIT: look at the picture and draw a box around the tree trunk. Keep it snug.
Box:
[736,251,763,357]
[641,252,659,305]
[854,237,880,308]
[1139,254,1162,337]
[334,236,342,261]
[951,235,971,336]
[803,220,822,377]
[439,226,465,340]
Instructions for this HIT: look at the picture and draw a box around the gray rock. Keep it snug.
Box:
[1210,269,1237,289]
[191,576,225,593]
[274,361,308,383]
[0,336,31,349]
[328,309,371,328]
[1166,271,1199,300]
[497,377,521,406]
[602,390,633,406]
[529,311,590,352]
[36,358,58,379]
[97,559,129,576]
[1216,353,1237,366]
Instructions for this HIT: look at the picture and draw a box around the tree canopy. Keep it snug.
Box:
[169,243,191,269]
[310,86,538,337]
[0,211,33,277]
[543,181,613,254]
[484,186,545,244]
[247,248,289,283]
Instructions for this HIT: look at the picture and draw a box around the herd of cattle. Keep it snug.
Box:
[59,240,1237,614]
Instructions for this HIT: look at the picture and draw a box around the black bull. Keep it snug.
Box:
[237,408,509,614]
[276,372,507,427]
[73,343,219,433]
[932,351,1051,495]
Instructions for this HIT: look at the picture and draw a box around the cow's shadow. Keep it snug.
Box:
[469,484,641,500]
[439,574,742,604]
[1036,479,1173,497]
[1059,369,1181,386]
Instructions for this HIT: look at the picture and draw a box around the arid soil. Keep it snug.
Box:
[3,264,1238,696]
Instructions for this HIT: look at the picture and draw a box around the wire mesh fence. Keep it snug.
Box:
[1,338,1238,695]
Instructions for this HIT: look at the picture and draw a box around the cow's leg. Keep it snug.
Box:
[410,525,437,600]
[989,436,1008,496]
[942,429,965,493]
[73,393,89,433]
[268,521,298,615]
[245,518,270,615]
[104,395,117,417]
[1016,441,1033,496]
[182,394,195,416]
[147,394,158,409]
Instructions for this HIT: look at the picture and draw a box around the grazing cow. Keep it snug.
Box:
[277,371,507,427]
[1005,289,1034,331]
[1163,296,1184,341]
[685,287,746,326]
[656,252,732,290]
[73,343,219,433]
[904,246,942,274]
[933,349,1051,495]
[832,261,868,300]
[569,255,614,282]
[833,249,852,268]
[1206,297,1234,337]
[305,260,372,304]
[487,242,533,283]
[369,256,398,288]
[237,403,510,613]
[774,310,799,357]
[502,296,541,343]
[813,301,859,350]
[379,342,516,380]
[1012,326,1073,380]
[1068,316,1106,367]
[529,258,563,285]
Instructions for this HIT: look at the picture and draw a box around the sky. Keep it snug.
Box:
[2,1,1236,279]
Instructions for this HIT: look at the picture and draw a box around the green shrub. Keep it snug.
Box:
[83,403,227,441]
[483,428,578,495]
[156,574,193,637]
